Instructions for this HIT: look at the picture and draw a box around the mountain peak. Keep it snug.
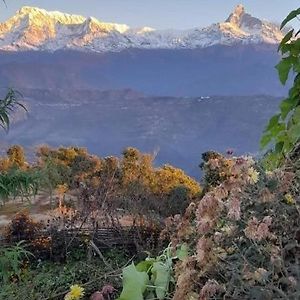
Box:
[16,6,85,24]
[18,6,44,15]
[226,4,262,29]
[233,4,245,16]
[226,4,246,25]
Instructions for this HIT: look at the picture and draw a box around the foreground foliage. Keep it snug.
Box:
[163,153,300,299]
[117,245,187,300]
[261,8,300,169]
[0,248,128,300]
[0,241,33,284]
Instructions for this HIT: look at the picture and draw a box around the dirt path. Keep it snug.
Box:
[0,192,54,228]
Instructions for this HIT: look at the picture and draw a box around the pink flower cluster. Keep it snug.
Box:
[196,193,222,234]
[196,237,212,266]
[199,280,221,300]
[244,216,272,241]
[227,196,241,221]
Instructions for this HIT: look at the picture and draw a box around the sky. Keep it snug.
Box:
[0,0,299,29]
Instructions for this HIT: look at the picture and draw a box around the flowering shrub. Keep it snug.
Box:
[162,153,300,299]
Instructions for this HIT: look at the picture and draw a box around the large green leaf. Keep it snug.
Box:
[280,98,297,119]
[276,57,294,85]
[152,261,172,300]
[288,123,300,143]
[279,29,294,50]
[118,263,149,300]
[292,106,300,123]
[260,133,273,149]
[266,114,280,130]
[280,8,300,29]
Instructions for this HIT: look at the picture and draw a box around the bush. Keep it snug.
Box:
[164,153,300,299]
[5,212,42,243]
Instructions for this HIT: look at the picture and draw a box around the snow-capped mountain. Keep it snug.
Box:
[0,4,284,52]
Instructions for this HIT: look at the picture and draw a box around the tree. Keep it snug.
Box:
[7,145,26,169]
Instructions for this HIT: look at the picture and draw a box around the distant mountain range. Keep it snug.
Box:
[0,5,287,175]
[0,5,286,97]
[0,5,284,52]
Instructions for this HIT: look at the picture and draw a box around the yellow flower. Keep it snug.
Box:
[65,284,85,300]
[248,167,259,184]
[284,193,295,205]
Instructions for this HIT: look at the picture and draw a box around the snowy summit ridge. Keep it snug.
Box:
[0,4,284,52]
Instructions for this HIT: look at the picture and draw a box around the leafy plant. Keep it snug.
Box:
[261,8,300,169]
[0,89,26,131]
[0,169,39,204]
[118,244,188,300]
[0,241,33,283]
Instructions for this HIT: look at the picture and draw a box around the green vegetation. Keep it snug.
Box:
[0,254,126,300]
[0,90,31,203]
[261,9,300,169]
[0,241,33,284]
[0,89,26,131]
[0,169,39,204]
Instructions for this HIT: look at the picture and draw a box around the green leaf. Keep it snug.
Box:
[281,8,300,29]
[176,243,189,261]
[152,261,172,300]
[270,123,286,136]
[136,259,155,273]
[279,29,294,50]
[276,57,294,85]
[145,291,156,299]
[292,106,300,123]
[118,263,149,300]
[260,133,273,149]
[266,114,280,130]
[263,151,283,170]
[281,43,292,54]
[293,60,300,73]
[275,141,284,153]
[280,98,296,119]
[288,123,300,143]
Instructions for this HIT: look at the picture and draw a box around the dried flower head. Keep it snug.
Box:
[199,280,221,300]
[196,237,212,266]
[260,188,274,203]
[227,196,241,220]
[197,193,222,234]
[244,216,272,241]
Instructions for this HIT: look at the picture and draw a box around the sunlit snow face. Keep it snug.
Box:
[0,5,284,52]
